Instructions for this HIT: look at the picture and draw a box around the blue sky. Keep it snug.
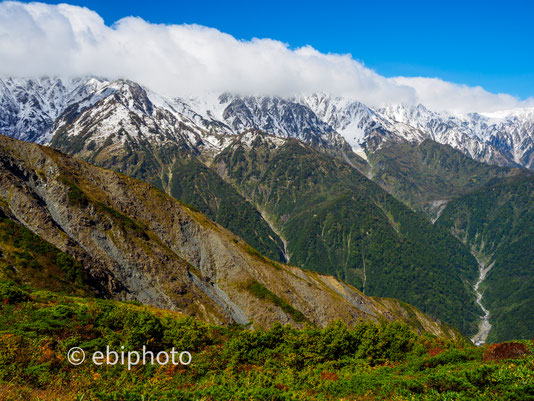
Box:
[24,0,534,99]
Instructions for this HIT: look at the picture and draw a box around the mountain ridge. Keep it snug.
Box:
[2,76,534,170]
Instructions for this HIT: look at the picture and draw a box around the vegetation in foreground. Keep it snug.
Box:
[0,282,533,401]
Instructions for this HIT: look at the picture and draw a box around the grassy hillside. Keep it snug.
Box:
[1,282,532,401]
[437,175,534,342]
[213,135,480,336]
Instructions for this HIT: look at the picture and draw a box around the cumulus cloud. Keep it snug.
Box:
[0,1,532,113]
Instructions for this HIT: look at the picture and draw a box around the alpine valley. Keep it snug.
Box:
[1,76,533,345]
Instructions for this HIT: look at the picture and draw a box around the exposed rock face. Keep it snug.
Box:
[0,134,460,338]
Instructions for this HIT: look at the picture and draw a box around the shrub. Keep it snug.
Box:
[56,252,84,283]
[422,348,477,369]
[483,342,530,361]
[0,281,30,304]
[123,310,164,349]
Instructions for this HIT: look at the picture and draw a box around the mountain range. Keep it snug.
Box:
[2,77,534,169]
[0,76,533,342]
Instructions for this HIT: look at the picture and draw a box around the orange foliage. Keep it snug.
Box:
[427,347,444,357]
[483,342,529,361]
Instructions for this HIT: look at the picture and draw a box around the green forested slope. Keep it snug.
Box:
[437,174,534,342]
[167,157,286,261]
[369,140,514,217]
[214,136,480,335]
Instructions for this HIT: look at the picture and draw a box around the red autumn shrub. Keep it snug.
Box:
[483,342,529,361]
[427,347,444,357]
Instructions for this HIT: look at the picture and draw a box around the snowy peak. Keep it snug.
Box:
[105,79,155,116]
[51,79,216,153]
[301,94,534,168]
[0,76,109,143]
[378,103,534,168]
[300,94,425,151]
[218,94,337,146]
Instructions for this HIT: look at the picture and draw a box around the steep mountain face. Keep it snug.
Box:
[368,139,520,218]
[377,104,516,167]
[482,108,534,168]
[300,94,534,169]
[436,174,534,342]
[0,134,462,338]
[0,77,107,143]
[219,94,344,148]
[48,79,228,159]
[212,133,480,336]
[299,93,425,153]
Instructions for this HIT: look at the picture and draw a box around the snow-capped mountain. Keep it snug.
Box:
[299,93,426,153]
[298,94,530,167]
[297,93,534,169]
[0,77,348,157]
[218,94,341,147]
[48,78,233,157]
[1,76,534,169]
[0,77,108,142]
[378,104,520,167]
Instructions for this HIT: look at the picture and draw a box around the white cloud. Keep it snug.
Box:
[0,1,532,113]
[392,77,534,113]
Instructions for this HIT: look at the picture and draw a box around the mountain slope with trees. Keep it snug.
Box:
[437,174,534,342]
[368,140,517,218]
[0,133,461,336]
[213,133,481,336]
